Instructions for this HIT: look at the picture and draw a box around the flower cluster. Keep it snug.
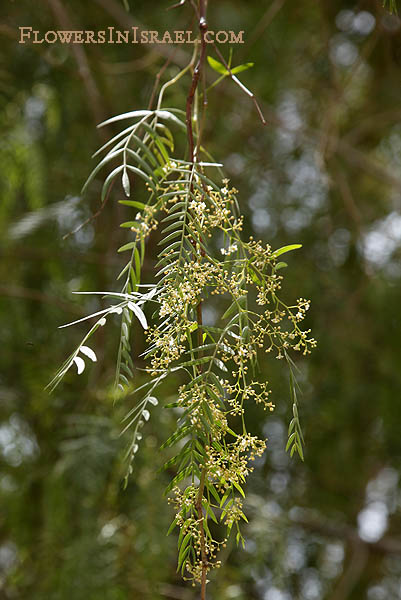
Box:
[49,101,316,593]
[205,434,266,489]
[141,169,316,583]
[129,203,158,241]
[169,485,225,585]
[52,97,317,594]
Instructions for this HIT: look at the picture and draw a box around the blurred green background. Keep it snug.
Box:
[1,1,401,598]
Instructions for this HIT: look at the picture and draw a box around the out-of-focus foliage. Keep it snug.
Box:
[1,1,401,599]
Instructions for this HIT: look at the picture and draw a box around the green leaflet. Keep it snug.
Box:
[126,165,157,193]
[207,55,254,77]
[161,425,192,450]
[166,517,179,536]
[157,240,182,258]
[157,229,182,246]
[222,296,247,320]
[160,446,191,472]
[82,147,124,194]
[164,466,193,496]
[177,532,192,571]
[120,221,139,229]
[161,220,184,235]
[119,200,147,209]
[141,122,170,164]
[272,244,302,258]
[175,356,214,369]
[118,241,136,253]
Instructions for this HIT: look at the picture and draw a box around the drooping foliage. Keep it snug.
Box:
[2,1,401,599]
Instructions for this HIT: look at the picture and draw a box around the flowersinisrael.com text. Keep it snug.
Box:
[19,27,244,45]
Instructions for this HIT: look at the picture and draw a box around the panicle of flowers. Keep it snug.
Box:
[142,167,316,584]
[91,132,316,582]
[49,96,316,594]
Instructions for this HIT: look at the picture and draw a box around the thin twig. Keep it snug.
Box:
[0,285,84,315]
[148,55,174,111]
[245,0,287,52]
[211,44,267,126]
[101,52,159,76]
[186,6,208,160]
[62,181,116,240]
[292,511,401,554]
[167,0,187,10]
[332,160,362,229]
[330,541,369,600]
[93,0,401,192]
[47,0,108,132]
[195,57,208,161]
[150,7,196,111]
[93,0,401,191]
[93,0,190,68]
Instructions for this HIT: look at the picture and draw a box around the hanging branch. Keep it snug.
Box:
[49,2,316,597]
[185,3,209,595]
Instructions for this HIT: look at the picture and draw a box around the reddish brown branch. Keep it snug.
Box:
[186,0,208,163]
[195,468,208,600]
[185,3,209,598]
